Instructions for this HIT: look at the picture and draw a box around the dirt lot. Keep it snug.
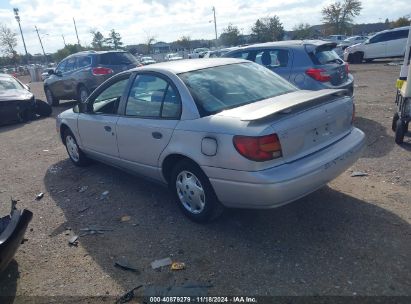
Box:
[0,62,410,301]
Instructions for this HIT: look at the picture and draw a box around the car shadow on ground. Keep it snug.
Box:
[43,159,411,296]
[0,260,19,303]
[354,116,395,158]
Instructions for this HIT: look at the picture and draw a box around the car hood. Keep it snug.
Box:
[0,89,33,102]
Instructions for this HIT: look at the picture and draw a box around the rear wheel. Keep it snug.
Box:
[395,119,406,144]
[392,113,399,132]
[63,129,90,166]
[77,85,89,103]
[352,52,364,64]
[170,160,224,223]
[45,87,59,106]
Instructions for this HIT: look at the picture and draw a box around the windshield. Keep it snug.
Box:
[178,62,297,116]
[0,77,24,90]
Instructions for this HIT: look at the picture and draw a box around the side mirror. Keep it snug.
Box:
[48,69,55,75]
[78,101,88,113]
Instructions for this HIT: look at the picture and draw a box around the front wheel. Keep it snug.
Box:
[395,119,406,144]
[45,87,59,106]
[170,160,224,223]
[392,113,399,132]
[63,129,90,166]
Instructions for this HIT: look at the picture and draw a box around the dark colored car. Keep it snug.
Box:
[44,51,140,105]
[0,73,51,126]
[223,40,354,95]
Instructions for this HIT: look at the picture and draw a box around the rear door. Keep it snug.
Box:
[363,33,387,59]
[116,73,181,177]
[78,74,131,158]
[386,29,409,57]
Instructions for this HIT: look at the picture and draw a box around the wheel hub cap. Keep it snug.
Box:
[176,171,205,214]
[66,135,80,162]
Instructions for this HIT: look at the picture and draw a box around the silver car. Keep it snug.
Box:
[56,58,365,222]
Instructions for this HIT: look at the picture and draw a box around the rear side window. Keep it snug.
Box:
[255,49,289,68]
[99,52,137,65]
[390,30,409,40]
[229,51,251,60]
[77,56,92,68]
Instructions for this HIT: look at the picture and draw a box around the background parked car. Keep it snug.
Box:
[140,56,157,65]
[188,48,210,59]
[344,26,410,63]
[224,40,353,95]
[324,35,347,42]
[203,48,238,58]
[164,53,183,61]
[0,73,51,126]
[43,50,140,106]
[338,35,369,49]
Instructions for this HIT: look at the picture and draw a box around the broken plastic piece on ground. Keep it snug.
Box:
[78,207,90,213]
[151,257,172,269]
[171,262,186,270]
[100,191,109,200]
[36,192,44,200]
[120,215,131,222]
[0,199,33,273]
[351,171,369,177]
[79,186,88,193]
[115,285,143,304]
[68,235,79,246]
[114,257,140,273]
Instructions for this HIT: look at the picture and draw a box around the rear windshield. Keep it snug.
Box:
[178,62,297,116]
[307,44,342,65]
[98,52,137,65]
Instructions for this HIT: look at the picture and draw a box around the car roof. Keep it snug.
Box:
[130,58,248,74]
[232,40,335,50]
[65,50,129,59]
[376,26,410,35]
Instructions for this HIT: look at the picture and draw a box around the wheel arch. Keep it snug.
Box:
[161,153,202,184]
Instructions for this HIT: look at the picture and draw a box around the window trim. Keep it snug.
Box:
[121,71,182,120]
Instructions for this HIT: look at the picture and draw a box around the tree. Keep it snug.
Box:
[144,31,156,54]
[90,30,106,50]
[54,44,86,61]
[176,36,191,50]
[219,23,240,46]
[251,16,284,43]
[104,29,123,49]
[391,16,410,28]
[292,23,312,39]
[0,24,18,64]
[322,0,362,34]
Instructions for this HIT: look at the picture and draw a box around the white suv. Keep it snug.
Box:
[344,26,409,63]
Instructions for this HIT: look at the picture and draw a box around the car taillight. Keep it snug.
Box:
[92,67,113,76]
[233,133,282,162]
[305,68,331,82]
[345,63,349,74]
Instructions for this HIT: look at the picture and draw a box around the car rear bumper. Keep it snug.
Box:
[203,128,365,209]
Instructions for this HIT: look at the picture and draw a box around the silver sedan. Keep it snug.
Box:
[56,58,365,222]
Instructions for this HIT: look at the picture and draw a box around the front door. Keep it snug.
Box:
[116,73,181,177]
[78,75,131,158]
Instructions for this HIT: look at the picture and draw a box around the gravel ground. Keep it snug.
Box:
[0,62,410,300]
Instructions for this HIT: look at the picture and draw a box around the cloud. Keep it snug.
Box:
[0,0,408,55]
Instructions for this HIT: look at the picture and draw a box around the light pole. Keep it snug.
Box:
[212,6,218,46]
[13,8,28,56]
[73,18,80,45]
[34,26,47,63]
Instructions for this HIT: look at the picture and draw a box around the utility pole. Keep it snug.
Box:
[13,8,28,56]
[73,17,80,45]
[62,34,67,47]
[212,6,218,46]
[34,26,47,63]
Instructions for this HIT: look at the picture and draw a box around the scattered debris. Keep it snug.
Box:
[171,262,186,271]
[100,191,109,200]
[151,257,172,269]
[79,186,88,193]
[351,171,369,177]
[78,206,90,214]
[68,235,79,246]
[115,285,143,304]
[79,226,113,236]
[43,149,49,152]
[35,192,44,200]
[114,257,140,273]
[120,215,131,222]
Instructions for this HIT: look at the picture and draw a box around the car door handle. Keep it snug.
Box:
[152,132,163,139]
[104,126,112,132]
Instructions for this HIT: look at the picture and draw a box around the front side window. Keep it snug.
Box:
[64,57,77,72]
[179,62,296,116]
[91,78,129,114]
[126,74,181,119]
[369,34,384,44]
[55,60,67,74]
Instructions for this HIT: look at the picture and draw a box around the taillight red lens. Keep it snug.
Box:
[233,133,282,162]
[92,67,113,76]
[305,68,331,82]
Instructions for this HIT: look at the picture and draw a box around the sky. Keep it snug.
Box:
[0,0,410,54]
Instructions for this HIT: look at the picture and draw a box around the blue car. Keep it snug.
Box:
[224,40,354,95]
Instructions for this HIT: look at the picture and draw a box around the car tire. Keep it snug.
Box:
[395,119,406,144]
[170,160,224,223]
[392,113,399,132]
[351,52,363,64]
[45,87,60,106]
[77,85,89,103]
[63,129,90,166]
[35,99,52,117]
